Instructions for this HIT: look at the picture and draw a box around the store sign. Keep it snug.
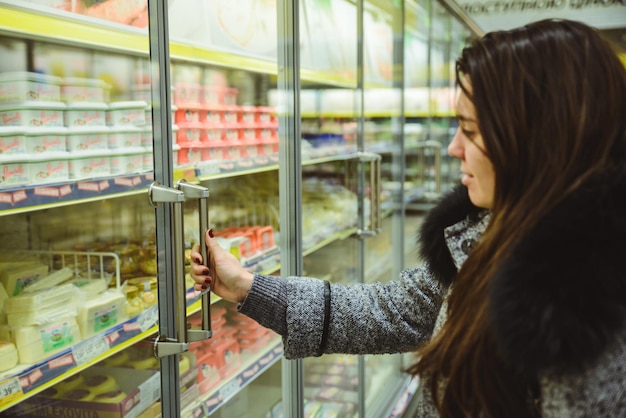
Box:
[457,0,626,31]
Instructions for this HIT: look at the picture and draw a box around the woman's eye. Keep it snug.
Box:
[462,129,475,139]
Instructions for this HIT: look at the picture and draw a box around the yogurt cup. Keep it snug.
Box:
[0,101,65,127]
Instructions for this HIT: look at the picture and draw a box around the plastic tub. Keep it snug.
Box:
[176,124,205,144]
[26,127,67,154]
[66,127,108,153]
[0,72,62,104]
[0,127,27,155]
[28,155,70,185]
[107,101,148,127]
[108,127,142,149]
[0,101,65,127]
[202,107,223,125]
[0,155,29,187]
[64,102,108,127]
[68,151,111,179]
[109,149,146,175]
[61,77,110,103]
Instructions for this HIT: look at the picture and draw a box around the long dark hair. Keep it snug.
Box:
[409,19,626,417]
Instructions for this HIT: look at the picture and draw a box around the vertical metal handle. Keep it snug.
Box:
[149,182,189,357]
[177,180,212,342]
[357,152,382,236]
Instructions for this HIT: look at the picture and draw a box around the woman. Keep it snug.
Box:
[190,19,626,417]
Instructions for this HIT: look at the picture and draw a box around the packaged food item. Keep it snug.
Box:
[6,283,77,327]
[64,102,108,127]
[0,127,27,155]
[5,316,81,364]
[0,340,18,372]
[93,389,127,403]
[0,72,62,103]
[124,284,143,318]
[0,155,29,187]
[83,374,118,395]
[76,289,126,338]
[66,126,109,152]
[25,127,67,154]
[28,155,70,185]
[109,149,145,175]
[106,101,148,127]
[61,77,110,103]
[0,101,65,127]
[108,126,142,149]
[0,262,48,297]
[55,373,85,395]
[67,151,111,179]
[70,277,108,300]
[22,267,73,293]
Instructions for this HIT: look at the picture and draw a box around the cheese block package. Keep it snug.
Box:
[5,283,76,326]
[22,267,74,293]
[70,277,108,300]
[1,316,81,364]
[0,262,49,296]
[77,290,127,338]
[0,340,18,372]
[0,282,7,324]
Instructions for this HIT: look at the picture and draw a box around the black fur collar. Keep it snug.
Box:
[417,184,481,286]
[418,174,626,373]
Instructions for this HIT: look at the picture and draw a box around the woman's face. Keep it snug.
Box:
[448,85,495,209]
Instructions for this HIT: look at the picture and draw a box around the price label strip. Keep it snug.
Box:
[0,377,22,408]
[72,335,110,366]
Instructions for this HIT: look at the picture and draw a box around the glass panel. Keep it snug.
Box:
[0,7,159,413]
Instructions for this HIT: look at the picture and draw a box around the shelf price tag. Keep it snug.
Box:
[72,335,110,366]
[218,378,241,403]
[0,377,22,408]
[138,305,158,332]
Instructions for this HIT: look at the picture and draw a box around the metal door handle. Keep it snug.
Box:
[357,151,382,236]
[177,179,212,342]
[149,182,189,357]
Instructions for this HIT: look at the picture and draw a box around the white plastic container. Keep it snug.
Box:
[106,101,148,127]
[108,127,142,149]
[68,151,111,179]
[0,72,62,104]
[0,155,29,188]
[26,127,67,154]
[61,78,110,103]
[64,102,108,127]
[0,127,27,155]
[66,127,109,153]
[0,101,65,127]
[109,149,145,175]
[28,155,70,185]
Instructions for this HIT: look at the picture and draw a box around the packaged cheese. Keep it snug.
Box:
[23,267,74,293]
[6,283,75,314]
[70,277,108,299]
[77,290,126,338]
[6,316,81,364]
[0,340,17,372]
[0,262,49,296]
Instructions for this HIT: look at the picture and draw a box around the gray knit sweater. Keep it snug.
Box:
[239,184,626,416]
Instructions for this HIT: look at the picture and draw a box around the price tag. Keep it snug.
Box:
[138,305,158,332]
[72,335,110,366]
[0,377,22,408]
[218,378,240,402]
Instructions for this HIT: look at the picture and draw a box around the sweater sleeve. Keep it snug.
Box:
[239,264,447,359]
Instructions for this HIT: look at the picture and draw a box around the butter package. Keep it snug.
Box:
[2,316,81,364]
[6,283,76,326]
[0,340,18,372]
[77,290,127,338]
[0,262,49,296]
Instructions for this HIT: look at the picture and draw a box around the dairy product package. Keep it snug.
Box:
[0,282,7,324]
[0,340,18,372]
[23,267,74,293]
[6,283,77,327]
[70,277,108,300]
[4,316,81,364]
[0,262,49,296]
[77,290,127,338]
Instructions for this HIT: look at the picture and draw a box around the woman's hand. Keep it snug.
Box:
[189,229,254,304]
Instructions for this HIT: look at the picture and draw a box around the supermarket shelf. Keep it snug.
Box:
[0,305,160,412]
[0,151,360,215]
